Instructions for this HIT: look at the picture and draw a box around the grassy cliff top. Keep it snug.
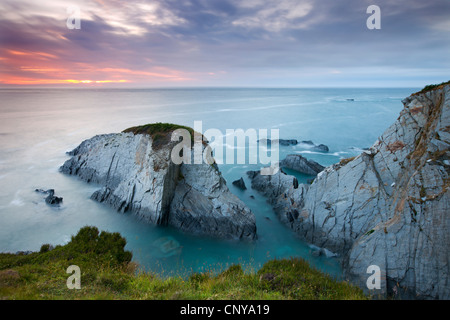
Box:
[123,122,195,149]
[413,80,450,96]
[0,226,367,300]
[123,122,194,137]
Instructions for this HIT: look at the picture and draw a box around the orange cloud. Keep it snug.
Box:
[7,50,58,59]
[0,76,129,85]
[1,48,193,85]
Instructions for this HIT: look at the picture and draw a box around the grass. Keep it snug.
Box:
[0,226,367,300]
[123,123,196,150]
[413,80,450,95]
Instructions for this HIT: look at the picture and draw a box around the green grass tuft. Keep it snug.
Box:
[414,80,450,95]
[123,123,195,149]
[0,227,368,300]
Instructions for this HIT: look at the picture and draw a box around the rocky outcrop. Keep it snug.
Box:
[169,165,255,239]
[279,154,325,175]
[257,138,329,152]
[232,177,247,190]
[60,126,256,240]
[312,144,329,153]
[258,138,298,146]
[247,168,309,227]
[248,85,450,299]
[299,140,329,152]
[35,189,63,206]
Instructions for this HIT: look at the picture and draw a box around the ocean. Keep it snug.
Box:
[0,87,417,278]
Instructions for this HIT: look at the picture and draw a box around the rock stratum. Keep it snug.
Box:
[248,84,450,299]
[60,124,256,240]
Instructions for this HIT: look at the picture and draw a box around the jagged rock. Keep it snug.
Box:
[299,140,329,152]
[60,126,256,240]
[35,188,63,206]
[246,168,309,228]
[169,161,256,240]
[310,245,338,258]
[300,140,314,146]
[259,138,330,152]
[312,144,329,152]
[248,85,450,299]
[293,177,299,189]
[232,177,247,190]
[279,154,325,175]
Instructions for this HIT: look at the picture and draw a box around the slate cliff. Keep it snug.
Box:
[248,84,450,299]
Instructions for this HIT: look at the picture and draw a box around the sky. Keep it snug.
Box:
[0,0,449,87]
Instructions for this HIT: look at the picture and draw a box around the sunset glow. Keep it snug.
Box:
[0,77,130,85]
[0,0,449,87]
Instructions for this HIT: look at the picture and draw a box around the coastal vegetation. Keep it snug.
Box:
[0,226,367,300]
[414,80,450,95]
[123,122,195,149]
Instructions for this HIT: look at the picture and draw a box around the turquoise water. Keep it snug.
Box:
[0,87,417,278]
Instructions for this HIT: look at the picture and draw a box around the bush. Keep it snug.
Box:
[39,244,53,253]
[415,80,450,95]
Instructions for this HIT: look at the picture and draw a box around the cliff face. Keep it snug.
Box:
[60,130,256,240]
[249,85,450,299]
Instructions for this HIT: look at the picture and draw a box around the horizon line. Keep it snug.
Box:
[0,85,422,90]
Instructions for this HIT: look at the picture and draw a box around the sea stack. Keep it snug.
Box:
[60,123,256,240]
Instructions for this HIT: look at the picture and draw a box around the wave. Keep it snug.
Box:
[10,191,24,207]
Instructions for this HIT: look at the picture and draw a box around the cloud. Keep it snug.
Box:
[0,0,449,86]
[231,0,314,31]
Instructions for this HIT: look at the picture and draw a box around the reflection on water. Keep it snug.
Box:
[0,87,414,278]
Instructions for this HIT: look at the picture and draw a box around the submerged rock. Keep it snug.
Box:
[60,124,256,240]
[248,85,450,299]
[152,236,181,257]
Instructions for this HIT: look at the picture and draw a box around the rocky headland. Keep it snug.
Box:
[248,84,450,299]
[60,123,256,240]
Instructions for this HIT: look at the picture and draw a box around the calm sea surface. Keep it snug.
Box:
[0,87,417,278]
